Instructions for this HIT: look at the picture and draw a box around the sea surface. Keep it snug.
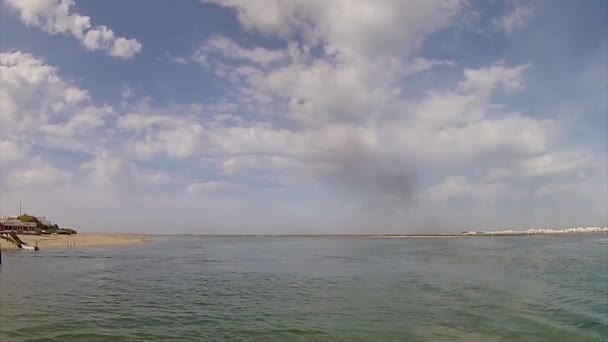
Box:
[1,235,606,341]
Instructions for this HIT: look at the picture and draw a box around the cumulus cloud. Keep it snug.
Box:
[198,35,288,67]
[0,51,91,129]
[0,139,69,189]
[0,50,113,154]
[7,165,70,187]
[185,181,247,195]
[112,61,552,208]
[183,7,549,208]
[204,0,461,60]
[7,0,141,59]
[41,105,113,138]
[0,50,120,193]
[183,0,601,229]
[494,4,534,34]
[0,0,603,232]
[81,152,173,190]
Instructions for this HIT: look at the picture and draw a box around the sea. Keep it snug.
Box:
[0,235,606,341]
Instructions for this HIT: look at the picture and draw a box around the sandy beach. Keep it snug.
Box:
[0,234,148,251]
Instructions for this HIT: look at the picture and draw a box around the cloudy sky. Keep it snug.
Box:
[0,0,606,233]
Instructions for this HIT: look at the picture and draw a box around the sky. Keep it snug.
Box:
[0,0,606,234]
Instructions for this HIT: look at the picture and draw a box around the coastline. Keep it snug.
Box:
[154,231,608,238]
[2,231,605,251]
[0,233,149,251]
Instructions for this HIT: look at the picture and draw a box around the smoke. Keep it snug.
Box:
[316,129,417,207]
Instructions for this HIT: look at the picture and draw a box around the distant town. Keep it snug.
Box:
[461,226,608,236]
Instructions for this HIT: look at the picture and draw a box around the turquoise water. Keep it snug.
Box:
[0,235,606,341]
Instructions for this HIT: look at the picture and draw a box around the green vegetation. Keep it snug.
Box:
[17,214,77,235]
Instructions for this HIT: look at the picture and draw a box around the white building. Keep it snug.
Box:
[0,220,37,234]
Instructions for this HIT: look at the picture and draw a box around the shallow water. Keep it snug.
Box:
[1,235,606,341]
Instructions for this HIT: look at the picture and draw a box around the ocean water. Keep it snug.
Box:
[0,235,606,341]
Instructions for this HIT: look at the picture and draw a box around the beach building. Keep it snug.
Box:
[0,219,37,234]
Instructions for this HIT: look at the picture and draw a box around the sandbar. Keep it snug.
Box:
[0,233,149,251]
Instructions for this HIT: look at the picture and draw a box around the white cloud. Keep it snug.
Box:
[0,139,70,190]
[116,112,210,159]
[431,115,549,156]
[6,165,70,187]
[427,175,509,201]
[127,28,558,209]
[459,62,529,93]
[172,56,190,65]
[41,105,112,138]
[200,35,287,67]
[198,0,466,129]
[188,1,589,216]
[0,51,89,130]
[184,181,247,195]
[64,87,89,104]
[1,0,603,232]
[406,57,455,74]
[7,0,141,59]
[192,50,209,67]
[4,39,592,231]
[81,152,173,190]
[412,63,530,128]
[110,37,142,60]
[0,51,112,149]
[494,4,533,34]
[120,85,134,99]
[81,24,114,50]
[0,140,25,164]
[204,0,462,61]
[519,151,593,178]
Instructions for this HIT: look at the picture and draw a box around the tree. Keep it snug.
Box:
[18,213,76,235]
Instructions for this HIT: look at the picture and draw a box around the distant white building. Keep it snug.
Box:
[0,220,37,234]
[0,215,51,226]
[475,226,608,235]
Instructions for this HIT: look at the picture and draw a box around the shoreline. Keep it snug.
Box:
[0,233,149,251]
[132,232,608,238]
[2,231,605,251]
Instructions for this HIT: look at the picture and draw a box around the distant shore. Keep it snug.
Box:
[2,230,605,251]
[155,231,608,238]
[0,233,149,251]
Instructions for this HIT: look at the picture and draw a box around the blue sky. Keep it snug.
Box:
[0,0,606,233]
